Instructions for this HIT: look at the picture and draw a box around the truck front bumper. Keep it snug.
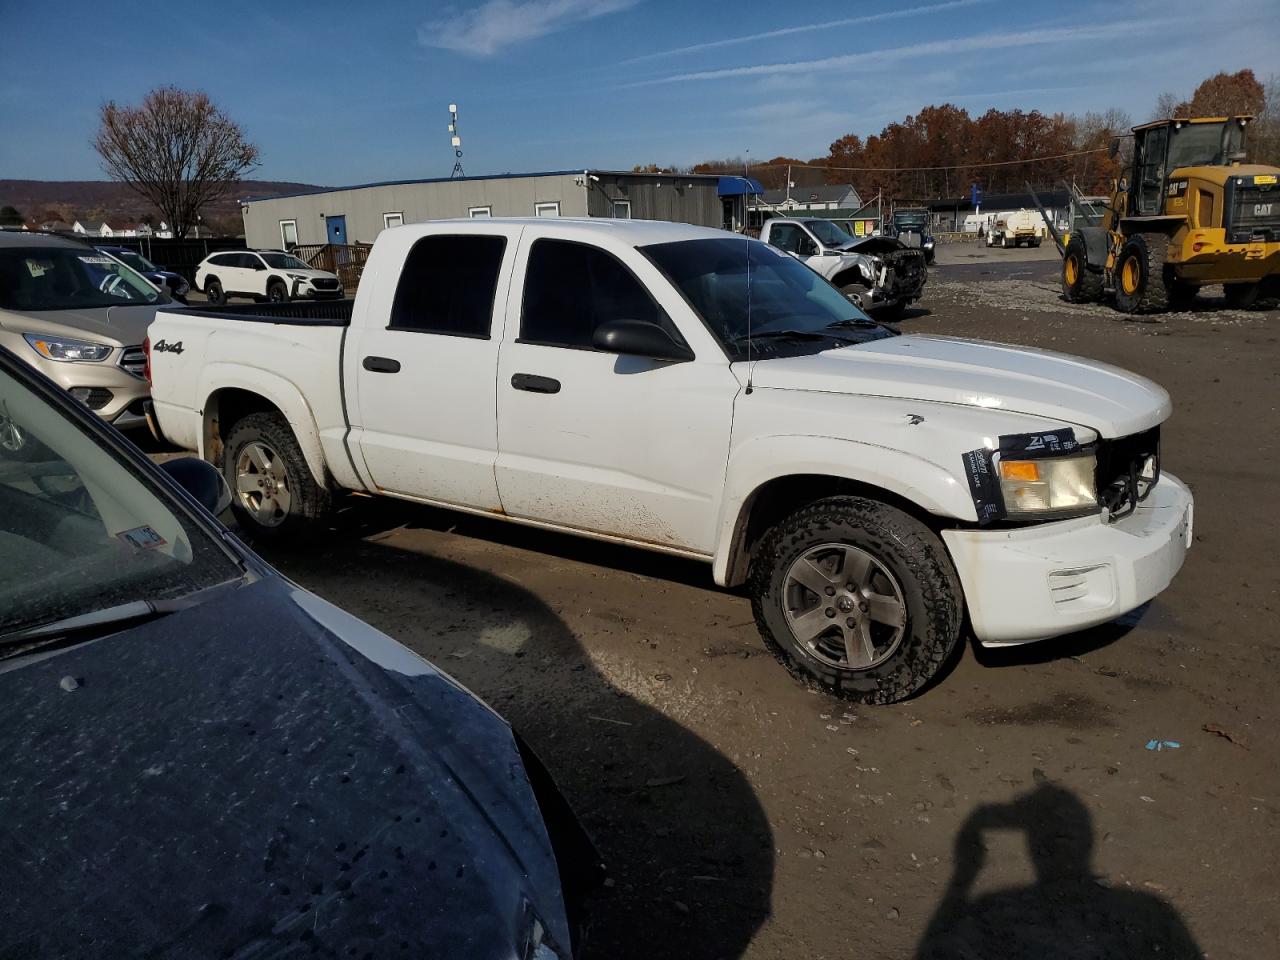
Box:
[942,472,1193,646]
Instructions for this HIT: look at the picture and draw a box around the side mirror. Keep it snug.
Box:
[253,262,266,271]
[593,319,694,363]
[160,457,232,515]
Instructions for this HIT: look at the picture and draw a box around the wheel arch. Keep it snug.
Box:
[199,371,329,490]
[712,438,975,588]
[202,273,220,293]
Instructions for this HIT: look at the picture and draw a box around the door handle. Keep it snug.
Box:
[511,373,561,394]
[363,355,401,373]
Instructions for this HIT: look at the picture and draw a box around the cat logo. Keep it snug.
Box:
[1255,203,1274,217]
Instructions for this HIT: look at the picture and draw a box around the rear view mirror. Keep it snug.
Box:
[594,319,694,363]
[159,457,232,515]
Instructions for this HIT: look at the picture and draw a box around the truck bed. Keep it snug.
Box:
[173,299,354,325]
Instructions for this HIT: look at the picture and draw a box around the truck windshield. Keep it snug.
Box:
[0,362,242,638]
[806,220,854,247]
[1166,122,1245,171]
[0,246,167,311]
[641,237,893,361]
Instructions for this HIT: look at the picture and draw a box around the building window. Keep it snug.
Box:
[279,219,298,249]
[534,201,560,218]
[469,206,492,219]
[611,199,631,219]
[383,212,404,230]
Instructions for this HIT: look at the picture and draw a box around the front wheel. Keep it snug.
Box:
[750,497,963,704]
[206,278,226,305]
[267,280,289,303]
[222,412,332,540]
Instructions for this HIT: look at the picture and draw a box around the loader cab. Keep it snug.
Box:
[1130,117,1251,215]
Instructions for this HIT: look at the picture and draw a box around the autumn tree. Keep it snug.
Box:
[1176,69,1266,119]
[93,86,259,239]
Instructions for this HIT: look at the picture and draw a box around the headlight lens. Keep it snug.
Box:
[997,453,1097,517]
[24,334,113,362]
[287,273,308,281]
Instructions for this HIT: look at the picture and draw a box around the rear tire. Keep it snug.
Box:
[1223,281,1278,310]
[1114,232,1171,314]
[1062,235,1104,303]
[205,278,226,305]
[750,497,963,704]
[222,412,332,541]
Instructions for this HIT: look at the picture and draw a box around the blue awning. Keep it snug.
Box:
[717,176,765,197]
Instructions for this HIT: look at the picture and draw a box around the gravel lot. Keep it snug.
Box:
[171,244,1279,959]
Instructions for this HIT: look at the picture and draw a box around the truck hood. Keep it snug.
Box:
[745,334,1171,437]
[0,302,159,347]
[0,576,576,958]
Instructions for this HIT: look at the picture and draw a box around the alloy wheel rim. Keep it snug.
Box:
[782,542,908,670]
[235,440,291,527]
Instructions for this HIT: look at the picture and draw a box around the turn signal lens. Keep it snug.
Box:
[999,460,1041,482]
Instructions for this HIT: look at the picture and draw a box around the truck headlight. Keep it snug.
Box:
[997,453,1097,517]
[24,334,113,362]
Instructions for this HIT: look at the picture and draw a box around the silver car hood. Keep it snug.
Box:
[0,303,160,347]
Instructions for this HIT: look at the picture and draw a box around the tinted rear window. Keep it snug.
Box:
[389,234,506,337]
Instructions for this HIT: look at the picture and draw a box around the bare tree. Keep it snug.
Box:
[93,86,259,239]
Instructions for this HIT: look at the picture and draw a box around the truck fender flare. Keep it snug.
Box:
[1077,226,1109,271]
[711,434,976,587]
[198,363,329,489]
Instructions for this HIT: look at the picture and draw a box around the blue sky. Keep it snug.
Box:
[1,0,1275,185]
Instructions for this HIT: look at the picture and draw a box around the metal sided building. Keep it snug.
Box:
[240,170,730,250]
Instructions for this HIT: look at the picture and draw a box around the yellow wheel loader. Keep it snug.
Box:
[1035,117,1280,313]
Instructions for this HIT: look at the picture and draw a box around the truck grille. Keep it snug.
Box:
[884,249,927,293]
[1226,177,1280,243]
[898,230,923,248]
[1096,427,1160,521]
[119,345,147,380]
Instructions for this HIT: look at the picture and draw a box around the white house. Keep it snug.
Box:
[73,220,113,237]
[753,184,863,213]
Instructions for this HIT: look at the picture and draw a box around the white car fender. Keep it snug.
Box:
[711,433,977,587]
[198,362,330,489]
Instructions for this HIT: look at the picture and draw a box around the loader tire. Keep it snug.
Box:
[1062,235,1103,303]
[1114,232,1171,315]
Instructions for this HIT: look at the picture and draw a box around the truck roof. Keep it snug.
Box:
[395,217,734,247]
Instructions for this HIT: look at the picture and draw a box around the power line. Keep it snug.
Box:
[742,146,1108,174]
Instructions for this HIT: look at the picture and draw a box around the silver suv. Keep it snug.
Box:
[0,232,166,455]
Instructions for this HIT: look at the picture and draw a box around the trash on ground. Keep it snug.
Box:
[1144,739,1181,751]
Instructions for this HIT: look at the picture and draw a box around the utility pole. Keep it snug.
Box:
[448,104,465,178]
[786,164,791,203]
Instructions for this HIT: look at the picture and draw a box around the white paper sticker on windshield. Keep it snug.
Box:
[25,258,52,277]
[78,256,115,265]
[116,525,168,550]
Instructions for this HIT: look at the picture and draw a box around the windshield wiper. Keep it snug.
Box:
[0,576,252,656]
[825,318,883,331]
[0,600,171,654]
[732,329,856,345]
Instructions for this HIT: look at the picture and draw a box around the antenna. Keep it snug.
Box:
[744,236,754,395]
[448,104,465,178]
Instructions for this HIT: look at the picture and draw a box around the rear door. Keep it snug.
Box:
[347,225,517,510]
[493,231,737,554]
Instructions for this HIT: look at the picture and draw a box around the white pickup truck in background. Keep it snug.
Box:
[146,218,1193,704]
[757,217,927,319]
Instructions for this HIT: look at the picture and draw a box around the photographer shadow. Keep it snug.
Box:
[916,783,1203,959]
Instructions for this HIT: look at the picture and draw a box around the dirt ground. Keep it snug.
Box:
[190,246,1280,959]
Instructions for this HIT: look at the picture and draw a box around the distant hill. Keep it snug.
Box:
[0,179,326,228]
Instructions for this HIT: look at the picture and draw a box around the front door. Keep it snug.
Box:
[326,215,347,245]
[348,226,518,511]
[494,231,737,554]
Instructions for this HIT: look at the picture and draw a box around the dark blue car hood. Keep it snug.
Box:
[0,577,571,958]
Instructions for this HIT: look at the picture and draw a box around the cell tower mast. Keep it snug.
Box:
[448,104,464,178]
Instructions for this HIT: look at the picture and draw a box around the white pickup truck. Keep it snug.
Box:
[146,218,1193,704]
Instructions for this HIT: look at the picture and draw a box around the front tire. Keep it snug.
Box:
[222,412,332,540]
[750,497,963,704]
[1114,232,1171,314]
[267,279,289,303]
[206,278,226,306]
[1062,235,1103,303]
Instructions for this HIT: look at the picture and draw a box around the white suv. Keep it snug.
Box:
[194,250,343,304]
